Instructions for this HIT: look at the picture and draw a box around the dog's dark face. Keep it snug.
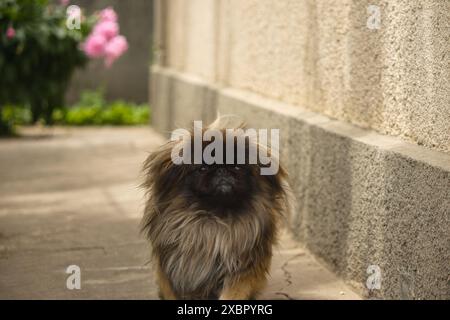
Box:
[148,128,285,214]
[184,163,257,210]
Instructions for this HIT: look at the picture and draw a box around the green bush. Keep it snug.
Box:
[1,89,150,128]
[54,90,150,126]
[0,104,32,135]
[0,0,94,133]
[1,105,32,125]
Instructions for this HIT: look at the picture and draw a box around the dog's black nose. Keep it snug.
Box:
[216,183,232,193]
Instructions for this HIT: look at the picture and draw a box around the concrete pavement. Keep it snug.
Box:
[0,126,359,299]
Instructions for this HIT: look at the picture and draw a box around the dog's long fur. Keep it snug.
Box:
[141,119,293,299]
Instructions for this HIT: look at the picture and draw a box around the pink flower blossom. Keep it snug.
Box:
[60,0,70,6]
[83,34,107,58]
[92,21,119,41]
[80,6,127,67]
[104,35,128,67]
[6,26,15,39]
[99,7,117,22]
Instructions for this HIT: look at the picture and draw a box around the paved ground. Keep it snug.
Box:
[0,126,360,299]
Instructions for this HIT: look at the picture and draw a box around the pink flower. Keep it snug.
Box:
[92,21,119,41]
[6,26,15,39]
[104,35,128,67]
[60,0,70,6]
[83,34,107,58]
[80,6,128,67]
[99,7,117,22]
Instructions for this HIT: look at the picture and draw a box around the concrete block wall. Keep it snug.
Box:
[154,0,450,153]
[150,66,450,299]
[150,0,450,299]
[150,66,218,135]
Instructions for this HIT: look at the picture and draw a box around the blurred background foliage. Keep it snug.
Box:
[54,89,149,125]
[1,0,147,136]
[2,89,150,129]
[0,0,95,134]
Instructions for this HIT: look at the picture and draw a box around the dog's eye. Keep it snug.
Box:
[233,166,240,171]
[199,166,208,172]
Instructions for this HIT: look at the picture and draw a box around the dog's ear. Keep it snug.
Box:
[142,140,181,189]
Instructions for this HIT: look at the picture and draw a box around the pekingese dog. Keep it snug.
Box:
[141,118,293,299]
